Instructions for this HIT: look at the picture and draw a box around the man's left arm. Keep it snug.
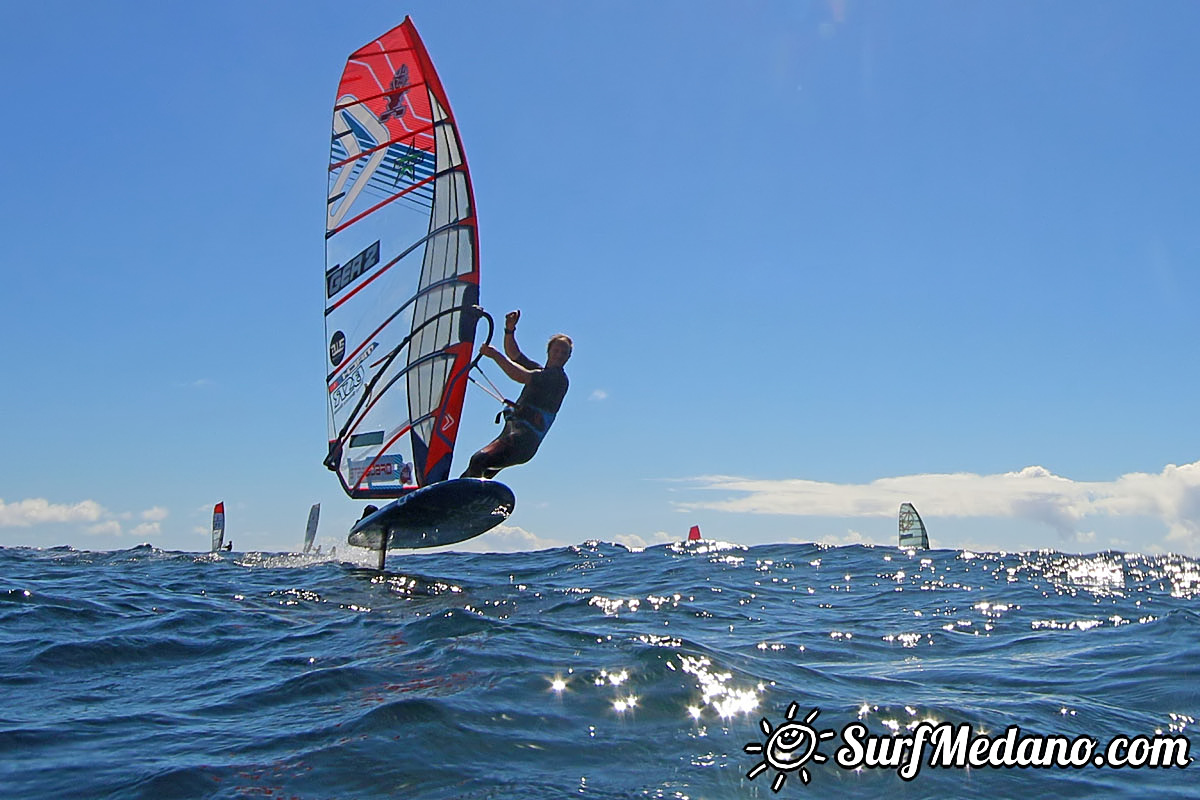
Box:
[482,344,532,385]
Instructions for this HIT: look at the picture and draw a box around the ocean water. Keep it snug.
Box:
[1,540,1197,799]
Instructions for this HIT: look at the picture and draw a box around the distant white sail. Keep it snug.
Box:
[303,503,321,554]
[898,503,930,550]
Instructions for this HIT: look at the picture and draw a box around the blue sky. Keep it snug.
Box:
[2,1,1198,557]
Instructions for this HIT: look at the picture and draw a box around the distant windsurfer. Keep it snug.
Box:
[462,311,571,479]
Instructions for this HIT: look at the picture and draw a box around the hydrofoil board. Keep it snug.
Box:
[347,478,514,551]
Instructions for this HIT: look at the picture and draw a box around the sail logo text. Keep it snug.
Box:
[327,240,381,299]
[329,342,379,411]
[347,455,412,486]
[745,709,1191,792]
[329,369,364,412]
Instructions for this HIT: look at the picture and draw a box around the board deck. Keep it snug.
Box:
[347,478,514,550]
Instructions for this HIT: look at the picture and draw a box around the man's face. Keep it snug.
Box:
[546,339,571,367]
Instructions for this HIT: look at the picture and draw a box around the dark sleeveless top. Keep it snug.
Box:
[509,367,568,437]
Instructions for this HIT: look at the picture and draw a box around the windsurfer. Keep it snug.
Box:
[462,311,570,479]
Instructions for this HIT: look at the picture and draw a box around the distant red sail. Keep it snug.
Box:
[211,502,225,552]
[688,525,702,541]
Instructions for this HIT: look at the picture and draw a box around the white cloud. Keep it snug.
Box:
[812,529,872,547]
[589,389,609,401]
[0,498,105,527]
[611,530,674,550]
[130,522,161,538]
[0,498,171,541]
[449,524,567,553]
[676,461,1200,553]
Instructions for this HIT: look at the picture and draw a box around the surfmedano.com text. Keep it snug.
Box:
[836,722,1191,780]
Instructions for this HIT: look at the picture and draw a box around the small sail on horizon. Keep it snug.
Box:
[898,502,930,550]
[211,502,225,553]
[688,525,702,542]
[303,503,321,554]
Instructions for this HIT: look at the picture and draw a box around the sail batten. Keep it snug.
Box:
[324,234,465,322]
[326,173,440,238]
[325,18,481,499]
[328,127,437,172]
[348,45,418,59]
[333,84,430,114]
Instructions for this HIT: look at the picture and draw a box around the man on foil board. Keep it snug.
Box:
[462,310,571,479]
[324,19,571,566]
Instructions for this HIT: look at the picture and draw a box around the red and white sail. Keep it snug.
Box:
[324,18,483,499]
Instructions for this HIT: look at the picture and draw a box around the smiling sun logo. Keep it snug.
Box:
[744,703,837,792]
